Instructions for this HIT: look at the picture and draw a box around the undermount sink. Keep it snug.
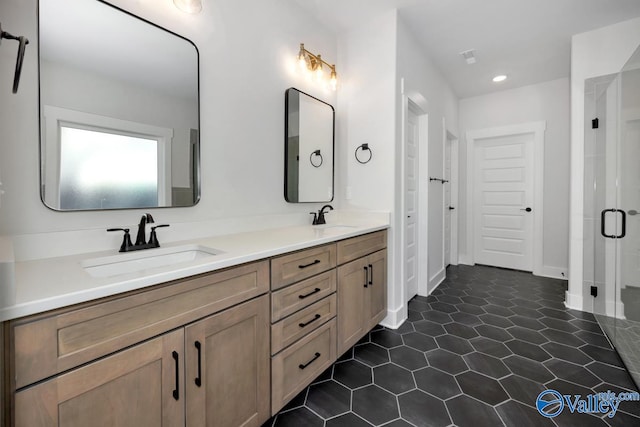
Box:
[82,244,222,278]
[314,224,358,234]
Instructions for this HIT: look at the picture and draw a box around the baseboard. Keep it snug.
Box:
[565,291,585,312]
[539,265,568,280]
[429,267,446,291]
[458,254,473,266]
[380,304,407,330]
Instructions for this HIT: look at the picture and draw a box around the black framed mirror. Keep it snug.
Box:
[38,0,200,211]
[284,88,335,203]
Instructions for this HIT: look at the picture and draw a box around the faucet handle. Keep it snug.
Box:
[148,224,170,247]
[309,212,318,225]
[107,228,133,252]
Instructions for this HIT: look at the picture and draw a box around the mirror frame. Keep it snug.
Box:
[284,87,335,203]
[37,0,201,212]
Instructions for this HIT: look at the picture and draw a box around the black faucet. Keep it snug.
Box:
[311,204,334,225]
[135,213,154,246]
[108,213,170,252]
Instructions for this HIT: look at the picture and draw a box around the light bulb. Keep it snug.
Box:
[315,55,323,81]
[297,44,307,70]
[329,68,337,91]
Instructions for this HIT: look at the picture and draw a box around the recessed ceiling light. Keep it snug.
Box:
[493,75,507,83]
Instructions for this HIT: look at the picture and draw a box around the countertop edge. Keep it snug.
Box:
[0,223,388,322]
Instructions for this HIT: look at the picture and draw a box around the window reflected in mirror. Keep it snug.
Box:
[59,127,160,210]
[38,0,200,211]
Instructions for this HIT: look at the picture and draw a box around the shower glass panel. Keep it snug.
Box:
[587,44,640,388]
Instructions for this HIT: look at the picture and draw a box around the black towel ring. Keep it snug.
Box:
[310,149,323,168]
[355,143,372,164]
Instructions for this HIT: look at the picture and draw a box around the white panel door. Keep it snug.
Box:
[474,133,534,271]
[405,107,419,300]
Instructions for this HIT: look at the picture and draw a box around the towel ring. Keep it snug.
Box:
[310,150,323,168]
[355,143,372,164]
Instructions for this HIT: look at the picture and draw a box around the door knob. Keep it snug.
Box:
[629,210,638,216]
[448,206,455,210]
[520,207,532,212]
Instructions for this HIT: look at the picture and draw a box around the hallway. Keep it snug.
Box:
[265,265,640,427]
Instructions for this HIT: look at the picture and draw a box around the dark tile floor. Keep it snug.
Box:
[263,265,640,427]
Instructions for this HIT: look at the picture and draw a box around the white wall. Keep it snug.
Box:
[568,17,640,311]
[335,10,459,328]
[458,78,570,278]
[0,0,338,252]
[335,10,398,324]
[396,17,459,295]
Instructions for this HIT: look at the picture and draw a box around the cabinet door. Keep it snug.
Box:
[366,250,388,330]
[14,329,184,427]
[185,295,270,427]
[336,257,368,355]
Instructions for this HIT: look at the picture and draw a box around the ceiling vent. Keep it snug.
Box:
[460,49,476,65]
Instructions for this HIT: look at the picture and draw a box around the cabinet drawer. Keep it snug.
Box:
[271,244,336,290]
[271,294,336,355]
[271,270,336,322]
[336,230,387,265]
[11,261,269,389]
[271,318,336,415]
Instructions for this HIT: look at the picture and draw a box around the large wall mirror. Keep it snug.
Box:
[285,88,334,203]
[38,0,200,211]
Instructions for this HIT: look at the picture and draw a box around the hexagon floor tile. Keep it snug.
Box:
[264,265,640,427]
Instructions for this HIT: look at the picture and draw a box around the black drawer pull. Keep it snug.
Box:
[364,266,369,288]
[299,314,321,328]
[172,351,180,400]
[299,287,321,299]
[299,352,321,370]
[368,264,373,285]
[299,259,321,269]
[194,341,202,387]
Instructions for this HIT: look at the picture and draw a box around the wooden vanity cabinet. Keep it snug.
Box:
[269,244,338,414]
[336,231,387,356]
[185,296,270,427]
[6,262,271,427]
[15,328,185,427]
[3,228,389,427]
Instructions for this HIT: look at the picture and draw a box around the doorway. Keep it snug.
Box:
[466,122,545,274]
[444,131,459,267]
[405,102,420,301]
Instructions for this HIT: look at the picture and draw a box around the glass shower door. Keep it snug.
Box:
[589,44,640,388]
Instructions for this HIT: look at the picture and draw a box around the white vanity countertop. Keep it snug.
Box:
[0,221,388,322]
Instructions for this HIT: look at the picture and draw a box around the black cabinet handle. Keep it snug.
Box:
[172,351,180,400]
[520,207,532,212]
[368,264,373,286]
[299,287,321,299]
[299,352,321,370]
[194,341,202,387]
[364,266,369,288]
[299,314,321,328]
[601,209,627,239]
[299,259,321,269]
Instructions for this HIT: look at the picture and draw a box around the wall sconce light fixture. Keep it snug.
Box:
[0,21,29,94]
[297,43,337,91]
[173,0,202,14]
